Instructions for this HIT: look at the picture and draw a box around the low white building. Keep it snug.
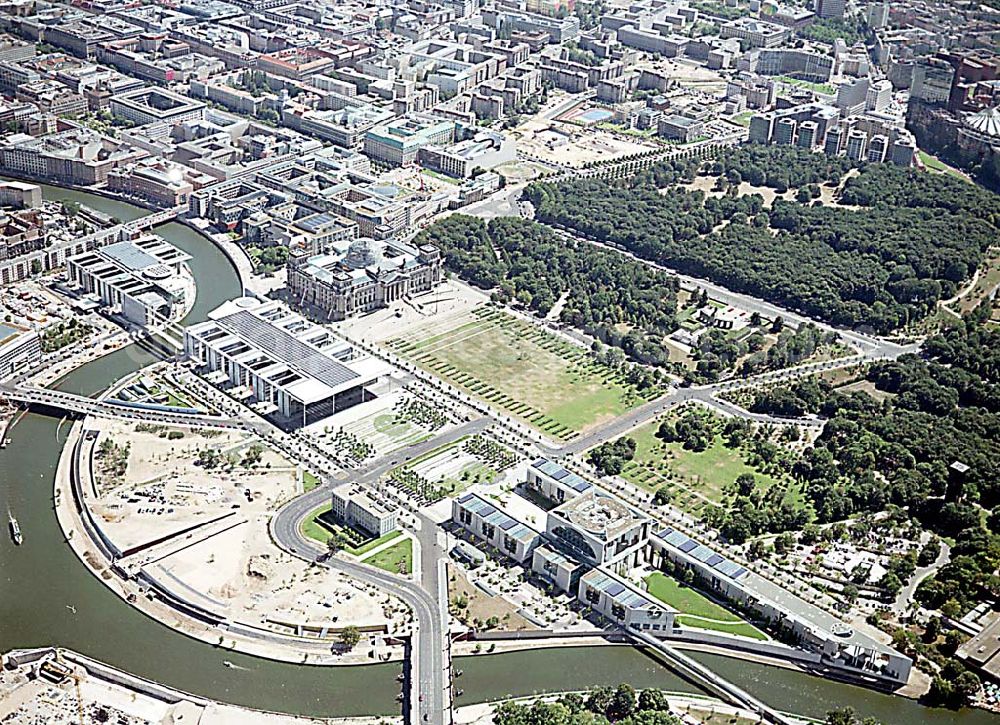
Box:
[531,544,587,593]
[525,457,595,505]
[0,322,40,380]
[696,304,750,331]
[579,568,676,634]
[649,526,912,686]
[452,492,543,563]
[331,484,397,538]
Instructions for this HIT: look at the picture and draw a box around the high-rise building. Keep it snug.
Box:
[749,113,774,143]
[867,134,889,162]
[845,128,868,160]
[815,0,845,19]
[890,135,915,166]
[836,77,870,115]
[910,57,955,105]
[866,2,889,29]
[866,79,892,113]
[797,120,819,148]
[824,125,844,155]
[774,117,797,144]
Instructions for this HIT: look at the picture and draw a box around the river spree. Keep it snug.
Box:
[0,181,997,723]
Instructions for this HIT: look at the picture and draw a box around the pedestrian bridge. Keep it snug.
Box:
[0,383,247,430]
[630,630,800,725]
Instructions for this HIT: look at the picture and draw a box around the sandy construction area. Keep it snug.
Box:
[519,125,657,167]
[86,420,405,637]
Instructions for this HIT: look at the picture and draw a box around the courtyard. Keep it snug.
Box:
[643,572,767,641]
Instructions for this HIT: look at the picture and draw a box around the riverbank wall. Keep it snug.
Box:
[54,418,400,667]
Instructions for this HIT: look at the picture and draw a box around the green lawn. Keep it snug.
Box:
[621,419,782,502]
[645,573,766,641]
[918,150,966,180]
[775,76,834,95]
[676,615,767,640]
[300,504,403,556]
[617,409,806,519]
[732,111,753,128]
[386,308,660,439]
[301,503,335,545]
[303,470,321,492]
[350,530,403,557]
[362,538,413,575]
[422,168,461,185]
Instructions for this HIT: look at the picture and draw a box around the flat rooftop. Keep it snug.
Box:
[551,488,645,539]
[217,309,359,390]
[456,492,540,545]
[0,322,27,345]
[654,526,900,657]
[531,457,593,494]
[582,568,673,612]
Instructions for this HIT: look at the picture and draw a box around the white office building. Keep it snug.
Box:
[184,298,386,428]
[0,322,41,380]
[452,492,543,563]
[331,484,398,538]
[66,237,192,326]
[526,457,596,505]
[578,568,676,634]
[546,488,651,571]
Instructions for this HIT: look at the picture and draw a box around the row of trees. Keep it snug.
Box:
[415,215,680,366]
[524,157,993,333]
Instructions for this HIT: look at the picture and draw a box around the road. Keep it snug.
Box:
[270,418,489,725]
[893,541,951,616]
[548,227,919,358]
[270,493,447,724]
[538,344,910,458]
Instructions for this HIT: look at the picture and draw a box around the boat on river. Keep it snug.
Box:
[9,511,22,545]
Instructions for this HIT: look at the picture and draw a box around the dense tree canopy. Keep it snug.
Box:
[746,313,1000,610]
[751,320,1000,524]
[493,686,682,725]
[797,16,866,45]
[709,145,854,190]
[524,158,994,333]
[415,215,680,366]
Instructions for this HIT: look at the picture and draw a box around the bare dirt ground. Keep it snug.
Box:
[87,420,406,639]
[448,564,538,632]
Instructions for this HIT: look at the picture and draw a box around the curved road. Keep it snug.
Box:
[269,420,490,725]
[270,487,447,725]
